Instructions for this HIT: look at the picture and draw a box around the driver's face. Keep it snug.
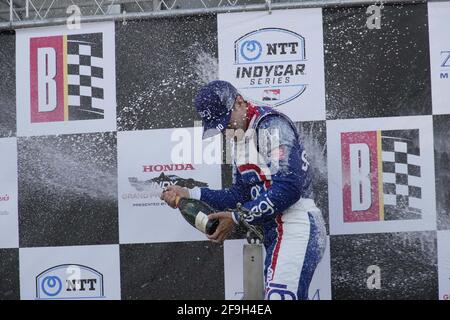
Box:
[227,96,247,130]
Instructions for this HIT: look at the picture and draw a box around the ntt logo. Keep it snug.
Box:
[36,264,104,300]
[233,28,307,107]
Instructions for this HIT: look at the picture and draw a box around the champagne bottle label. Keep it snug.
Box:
[195,211,209,233]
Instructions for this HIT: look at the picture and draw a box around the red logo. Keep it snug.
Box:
[341,131,381,222]
[143,164,195,173]
[30,36,65,123]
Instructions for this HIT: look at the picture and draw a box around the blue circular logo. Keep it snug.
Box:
[41,276,62,297]
[240,40,262,61]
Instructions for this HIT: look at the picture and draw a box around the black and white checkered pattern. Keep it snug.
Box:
[67,33,105,120]
[3,3,449,300]
[381,130,422,220]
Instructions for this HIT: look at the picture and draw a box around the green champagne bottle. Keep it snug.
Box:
[175,196,219,235]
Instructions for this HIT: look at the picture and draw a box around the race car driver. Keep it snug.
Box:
[161,80,326,300]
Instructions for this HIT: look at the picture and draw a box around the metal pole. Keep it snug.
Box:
[9,0,12,23]
[0,0,437,30]
[0,2,101,15]
[242,244,265,300]
[26,0,29,18]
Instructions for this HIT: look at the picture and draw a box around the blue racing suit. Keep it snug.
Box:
[190,105,326,300]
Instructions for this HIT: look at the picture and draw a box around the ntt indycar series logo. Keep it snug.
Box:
[234,28,306,107]
[36,264,104,300]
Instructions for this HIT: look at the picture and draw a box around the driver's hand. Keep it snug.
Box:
[160,185,190,208]
[206,212,236,244]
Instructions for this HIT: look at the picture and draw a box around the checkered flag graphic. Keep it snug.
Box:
[381,130,422,221]
[67,33,105,120]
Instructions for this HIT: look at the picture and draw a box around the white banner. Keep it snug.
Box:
[0,138,18,249]
[218,9,326,122]
[19,245,121,300]
[117,127,222,244]
[327,116,436,235]
[428,1,450,115]
[16,22,116,136]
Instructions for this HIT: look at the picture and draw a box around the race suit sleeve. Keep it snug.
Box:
[190,165,252,211]
[234,115,309,226]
